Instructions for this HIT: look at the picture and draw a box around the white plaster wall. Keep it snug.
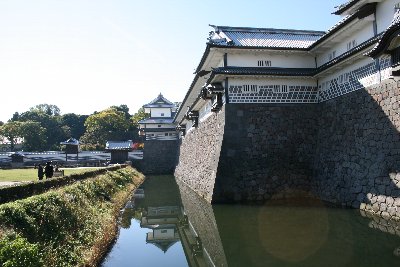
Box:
[151,108,171,117]
[199,100,212,122]
[316,20,375,66]
[217,58,224,68]
[227,53,315,68]
[376,0,398,33]
[318,56,378,86]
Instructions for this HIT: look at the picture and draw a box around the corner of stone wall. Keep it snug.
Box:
[174,106,226,202]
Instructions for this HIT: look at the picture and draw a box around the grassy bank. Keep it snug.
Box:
[0,167,104,182]
[0,166,145,267]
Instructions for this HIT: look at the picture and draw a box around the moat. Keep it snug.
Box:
[101,176,400,267]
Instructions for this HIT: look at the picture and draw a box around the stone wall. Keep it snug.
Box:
[175,80,400,220]
[313,80,400,220]
[134,139,179,175]
[174,107,225,202]
[214,103,318,202]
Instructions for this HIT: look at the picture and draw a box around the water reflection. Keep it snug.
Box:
[102,176,188,267]
[102,176,400,267]
[177,179,400,267]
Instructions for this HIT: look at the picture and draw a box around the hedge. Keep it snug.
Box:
[0,165,127,204]
[0,166,145,267]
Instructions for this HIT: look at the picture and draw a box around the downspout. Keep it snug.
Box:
[223,53,229,104]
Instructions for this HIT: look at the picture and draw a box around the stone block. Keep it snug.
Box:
[386,196,394,205]
[379,203,388,212]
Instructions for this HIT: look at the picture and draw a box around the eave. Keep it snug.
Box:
[310,3,376,52]
[366,12,400,58]
[333,0,383,16]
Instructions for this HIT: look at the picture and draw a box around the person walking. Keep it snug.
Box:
[44,161,54,179]
[37,164,44,180]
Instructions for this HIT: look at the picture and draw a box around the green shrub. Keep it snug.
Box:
[0,232,42,267]
[0,167,144,266]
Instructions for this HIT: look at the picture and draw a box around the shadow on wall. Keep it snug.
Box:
[212,79,400,220]
[313,79,400,219]
[214,103,319,203]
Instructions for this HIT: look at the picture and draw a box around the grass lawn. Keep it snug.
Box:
[0,167,104,182]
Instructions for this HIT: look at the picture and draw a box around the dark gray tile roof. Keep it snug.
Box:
[143,93,175,108]
[60,138,79,145]
[105,140,133,151]
[212,67,316,77]
[209,25,324,49]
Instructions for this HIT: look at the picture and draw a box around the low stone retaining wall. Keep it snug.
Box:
[134,140,179,175]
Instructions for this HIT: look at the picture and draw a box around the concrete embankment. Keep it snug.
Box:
[0,166,145,267]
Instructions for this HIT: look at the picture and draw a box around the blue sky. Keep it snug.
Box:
[0,0,344,122]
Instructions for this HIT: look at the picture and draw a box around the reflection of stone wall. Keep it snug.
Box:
[360,209,400,237]
[176,179,228,266]
[175,107,226,202]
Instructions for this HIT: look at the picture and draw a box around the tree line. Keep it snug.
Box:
[0,104,148,152]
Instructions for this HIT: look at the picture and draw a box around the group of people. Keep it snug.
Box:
[37,161,54,180]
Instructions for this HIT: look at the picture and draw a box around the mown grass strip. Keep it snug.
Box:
[0,166,125,204]
[0,166,145,267]
[0,167,104,183]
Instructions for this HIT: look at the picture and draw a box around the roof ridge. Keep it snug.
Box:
[210,24,325,36]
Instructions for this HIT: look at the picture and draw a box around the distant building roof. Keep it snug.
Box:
[208,25,325,49]
[105,140,133,151]
[9,152,25,158]
[143,93,175,108]
[60,138,79,146]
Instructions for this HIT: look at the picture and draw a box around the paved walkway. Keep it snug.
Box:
[0,181,24,188]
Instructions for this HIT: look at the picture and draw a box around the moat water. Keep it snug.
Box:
[101,176,400,267]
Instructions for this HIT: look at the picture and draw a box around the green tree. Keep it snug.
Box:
[18,108,64,150]
[131,107,149,127]
[20,121,47,151]
[0,121,23,151]
[111,104,131,120]
[60,113,87,139]
[29,104,61,116]
[80,108,130,148]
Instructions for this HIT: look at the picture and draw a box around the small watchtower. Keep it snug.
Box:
[138,93,178,140]
[136,93,179,174]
